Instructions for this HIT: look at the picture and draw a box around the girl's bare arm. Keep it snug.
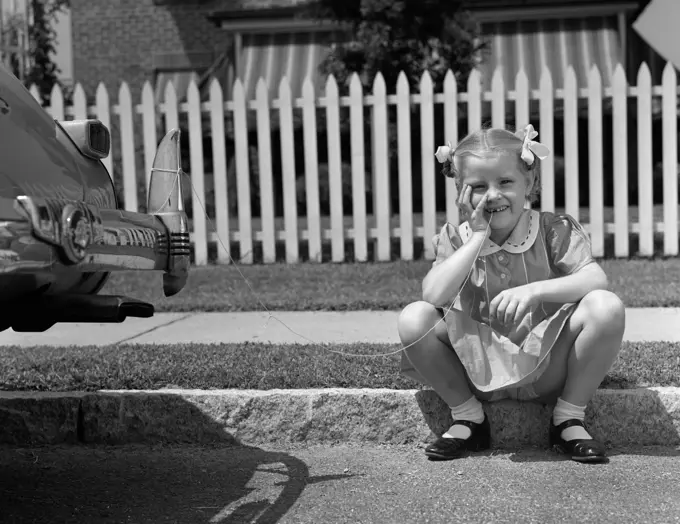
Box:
[533,262,608,304]
[423,187,491,307]
[422,230,488,307]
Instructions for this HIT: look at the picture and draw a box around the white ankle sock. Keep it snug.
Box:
[443,396,485,439]
[553,398,592,441]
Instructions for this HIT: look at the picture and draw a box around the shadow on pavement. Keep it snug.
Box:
[414,386,680,462]
[0,392,357,524]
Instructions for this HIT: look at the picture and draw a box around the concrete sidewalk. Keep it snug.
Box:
[1,308,678,347]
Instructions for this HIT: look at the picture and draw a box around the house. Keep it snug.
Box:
[67,0,667,106]
[206,0,665,97]
[61,0,671,226]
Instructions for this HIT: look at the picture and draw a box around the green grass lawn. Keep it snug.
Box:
[100,258,680,311]
[1,342,677,392]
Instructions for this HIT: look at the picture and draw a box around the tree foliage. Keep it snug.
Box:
[301,0,489,94]
[3,0,70,104]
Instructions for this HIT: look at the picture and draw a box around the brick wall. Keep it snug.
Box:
[70,0,230,99]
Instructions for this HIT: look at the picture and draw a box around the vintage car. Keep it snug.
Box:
[0,65,190,333]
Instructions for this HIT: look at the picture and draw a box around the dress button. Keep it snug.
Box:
[498,254,505,262]
[500,273,507,279]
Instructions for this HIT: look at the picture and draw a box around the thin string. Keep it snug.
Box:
[150,169,491,358]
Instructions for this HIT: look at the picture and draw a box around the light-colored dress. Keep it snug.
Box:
[401,209,595,399]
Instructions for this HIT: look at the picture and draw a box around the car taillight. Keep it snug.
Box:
[58,119,112,161]
[87,120,110,158]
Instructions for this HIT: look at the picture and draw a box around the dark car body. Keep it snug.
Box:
[0,65,190,332]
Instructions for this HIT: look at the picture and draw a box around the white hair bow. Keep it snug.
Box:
[514,124,550,166]
[434,142,454,163]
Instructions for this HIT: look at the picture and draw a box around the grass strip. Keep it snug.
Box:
[1,341,677,392]
[100,259,680,312]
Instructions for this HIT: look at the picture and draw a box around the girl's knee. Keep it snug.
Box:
[398,301,441,342]
[580,290,626,333]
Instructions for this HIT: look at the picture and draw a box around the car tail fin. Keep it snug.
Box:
[148,129,190,297]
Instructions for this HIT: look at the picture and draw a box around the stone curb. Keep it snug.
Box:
[1,387,679,449]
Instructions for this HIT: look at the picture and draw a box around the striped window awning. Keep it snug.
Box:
[236,29,348,102]
[476,16,623,92]
[227,15,625,102]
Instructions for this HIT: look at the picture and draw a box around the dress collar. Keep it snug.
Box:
[459,209,540,256]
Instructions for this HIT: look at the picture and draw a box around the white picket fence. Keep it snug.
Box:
[29,61,680,265]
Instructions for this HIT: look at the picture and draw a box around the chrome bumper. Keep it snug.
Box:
[1,194,190,297]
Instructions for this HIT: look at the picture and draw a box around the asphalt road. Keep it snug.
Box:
[1,443,679,524]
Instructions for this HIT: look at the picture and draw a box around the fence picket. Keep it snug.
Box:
[372,72,391,262]
[209,77,230,263]
[95,82,113,178]
[563,67,579,220]
[636,63,654,256]
[515,69,531,210]
[587,66,604,257]
[29,84,40,102]
[349,74,368,262]
[187,79,208,266]
[467,69,482,132]
[662,62,678,256]
[72,83,87,120]
[232,79,253,264]
[49,83,64,121]
[118,82,137,212]
[538,69,555,212]
[325,74,345,262]
[515,69,529,129]
[163,82,179,134]
[255,78,276,263]
[141,81,157,194]
[420,71,436,260]
[491,68,505,129]
[278,77,299,264]
[396,72,414,260]
[302,78,322,262]
[443,70,459,226]
[612,64,629,257]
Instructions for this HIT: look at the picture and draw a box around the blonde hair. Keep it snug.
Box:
[442,127,541,203]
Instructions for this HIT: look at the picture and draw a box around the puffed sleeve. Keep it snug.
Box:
[432,222,464,267]
[546,214,595,276]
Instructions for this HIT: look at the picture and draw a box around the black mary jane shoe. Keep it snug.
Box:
[549,418,608,464]
[425,415,491,461]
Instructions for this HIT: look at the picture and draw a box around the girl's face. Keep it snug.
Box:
[459,153,532,244]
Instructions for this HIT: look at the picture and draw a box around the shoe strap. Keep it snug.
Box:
[451,418,483,430]
[554,418,585,431]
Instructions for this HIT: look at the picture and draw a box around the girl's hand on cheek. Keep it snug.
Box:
[489,284,541,326]
[458,185,489,233]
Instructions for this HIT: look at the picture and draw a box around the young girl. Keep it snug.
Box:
[398,125,625,463]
